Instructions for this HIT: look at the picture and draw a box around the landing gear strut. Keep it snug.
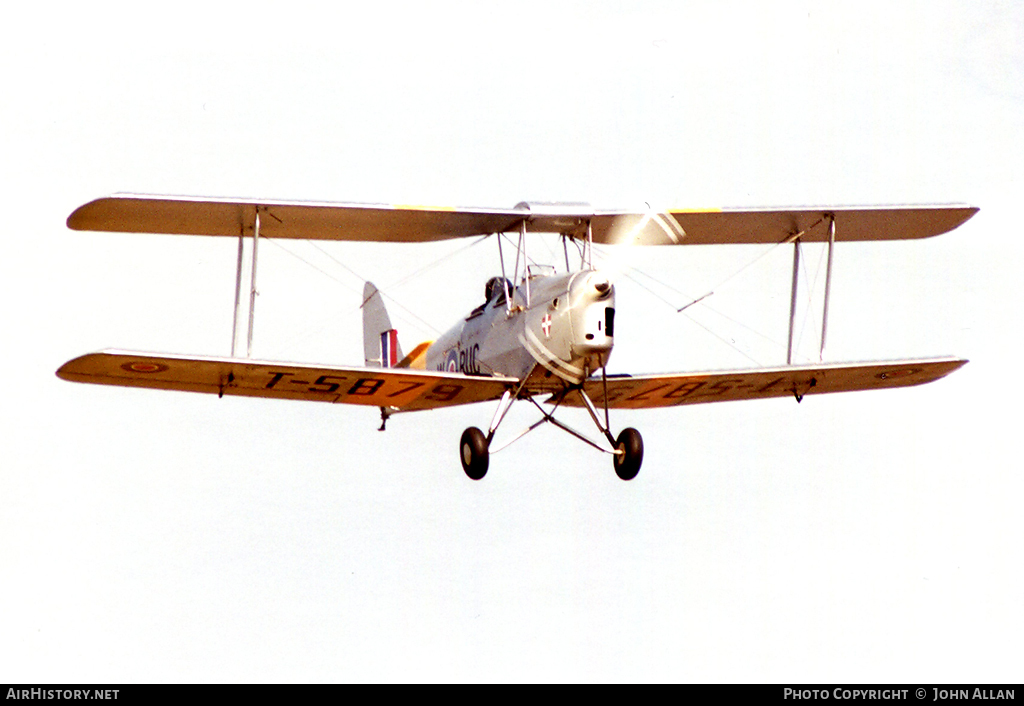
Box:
[460,366,644,481]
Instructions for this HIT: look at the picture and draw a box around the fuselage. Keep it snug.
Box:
[425,269,616,388]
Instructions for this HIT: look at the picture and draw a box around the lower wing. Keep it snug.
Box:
[552,358,966,409]
[57,350,517,411]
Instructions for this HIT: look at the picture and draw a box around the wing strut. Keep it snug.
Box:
[231,227,245,356]
[820,214,836,360]
[784,214,838,364]
[786,235,802,365]
[246,209,261,357]
[520,220,534,306]
[586,218,594,269]
[229,205,261,358]
[496,233,512,312]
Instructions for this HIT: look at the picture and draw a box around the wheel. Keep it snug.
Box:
[613,427,643,481]
[460,427,489,480]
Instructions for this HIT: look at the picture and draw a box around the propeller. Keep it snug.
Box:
[605,206,686,247]
[593,205,685,283]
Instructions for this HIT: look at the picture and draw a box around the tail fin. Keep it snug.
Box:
[362,282,403,368]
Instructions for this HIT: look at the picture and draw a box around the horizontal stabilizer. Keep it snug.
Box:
[58,350,516,411]
[552,358,966,409]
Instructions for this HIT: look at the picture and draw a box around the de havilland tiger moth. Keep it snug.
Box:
[57,195,977,480]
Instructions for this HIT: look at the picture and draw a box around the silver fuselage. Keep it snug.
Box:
[425,269,616,390]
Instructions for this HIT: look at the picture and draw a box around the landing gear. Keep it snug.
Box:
[613,427,643,481]
[459,390,645,480]
[460,427,489,480]
[459,363,644,481]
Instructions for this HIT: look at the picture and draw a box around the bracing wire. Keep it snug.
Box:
[498,232,543,273]
[794,240,829,363]
[309,237,495,335]
[379,235,490,292]
[597,255,767,365]
[263,238,362,294]
[307,242,376,288]
[588,241,785,362]
[255,238,365,359]
[533,232,563,269]
[263,238,442,344]
[317,236,499,335]
[589,215,836,363]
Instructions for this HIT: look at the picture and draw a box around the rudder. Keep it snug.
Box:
[362,282,403,368]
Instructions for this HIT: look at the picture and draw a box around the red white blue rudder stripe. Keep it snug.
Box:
[381,329,399,368]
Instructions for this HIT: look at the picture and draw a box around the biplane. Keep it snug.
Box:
[58,195,976,480]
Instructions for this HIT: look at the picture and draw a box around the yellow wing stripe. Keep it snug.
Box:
[392,204,458,212]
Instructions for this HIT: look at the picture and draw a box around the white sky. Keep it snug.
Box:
[2,0,1022,682]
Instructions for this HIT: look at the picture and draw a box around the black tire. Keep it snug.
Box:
[613,427,643,481]
[460,427,489,480]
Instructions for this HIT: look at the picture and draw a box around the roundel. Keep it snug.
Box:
[121,361,169,374]
[877,367,920,380]
[445,350,459,373]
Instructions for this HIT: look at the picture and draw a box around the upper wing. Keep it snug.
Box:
[552,358,966,409]
[57,350,516,411]
[67,194,525,243]
[590,205,979,245]
[68,194,977,244]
